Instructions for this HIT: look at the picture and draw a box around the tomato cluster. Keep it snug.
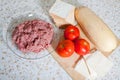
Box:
[56,25,90,57]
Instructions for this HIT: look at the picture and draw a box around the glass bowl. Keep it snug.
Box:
[4,12,60,60]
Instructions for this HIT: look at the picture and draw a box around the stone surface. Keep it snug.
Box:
[0,0,120,80]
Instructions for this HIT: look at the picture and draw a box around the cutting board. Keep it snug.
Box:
[47,24,120,80]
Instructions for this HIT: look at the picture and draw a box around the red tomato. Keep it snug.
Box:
[64,25,80,41]
[74,39,90,55]
[56,40,74,57]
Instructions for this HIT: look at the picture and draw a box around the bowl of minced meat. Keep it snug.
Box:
[12,19,53,53]
[5,13,59,59]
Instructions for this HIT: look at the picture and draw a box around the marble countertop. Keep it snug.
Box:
[0,0,120,80]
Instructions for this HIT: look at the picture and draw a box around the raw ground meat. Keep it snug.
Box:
[12,19,53,53]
